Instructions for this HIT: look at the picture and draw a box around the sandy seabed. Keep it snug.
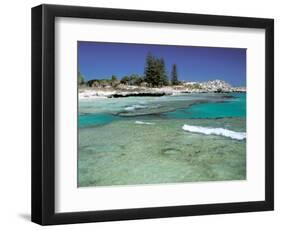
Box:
[78,118,246,187]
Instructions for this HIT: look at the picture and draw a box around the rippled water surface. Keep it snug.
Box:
[78,93,246,187]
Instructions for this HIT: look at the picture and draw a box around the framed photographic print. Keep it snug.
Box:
[31,4,274,225]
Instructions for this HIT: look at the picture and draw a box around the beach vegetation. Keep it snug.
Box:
[120,74,144,86]
[78,72,85,85]
[111,75,117,81]
[187,83,202,90]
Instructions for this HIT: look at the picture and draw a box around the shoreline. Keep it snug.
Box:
[79,86,246,100]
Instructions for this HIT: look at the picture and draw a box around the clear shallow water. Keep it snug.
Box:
[165,93,246,119]
[78,93,246,187]
[79,93,245,127]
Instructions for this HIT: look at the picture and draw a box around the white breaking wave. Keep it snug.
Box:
[135,121,155,125]
[182,124,246,140]
[125,104,147,111]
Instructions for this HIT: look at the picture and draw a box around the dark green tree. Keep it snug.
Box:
[111,75,117,81]
[144,52,154,86]
[144,53,168,87]
[157,58,169,86]
[78,72,85,85]
[134,76,144,86]
[171,64,179,85]
[110,75,118,87]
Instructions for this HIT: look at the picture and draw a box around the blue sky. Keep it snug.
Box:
[78,41,246,86]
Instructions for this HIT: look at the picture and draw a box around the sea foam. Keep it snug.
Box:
[125,104,147,111]
[135,121,155,125]
[182,124,246,140]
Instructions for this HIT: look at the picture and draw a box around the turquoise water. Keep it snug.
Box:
[165,93,246,119]
[78,93,246,187]
[79,93,246,127]
[79,113,117,127]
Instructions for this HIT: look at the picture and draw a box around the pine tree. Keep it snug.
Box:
[144,52,153,86]
[144,53,168,87]
[171,64,179,85]
[158,58,168,86]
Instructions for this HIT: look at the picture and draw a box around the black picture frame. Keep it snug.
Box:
[31,4,274,225]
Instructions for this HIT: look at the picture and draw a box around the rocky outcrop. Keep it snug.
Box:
[200,80,232,92]
[79,80,246,100]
